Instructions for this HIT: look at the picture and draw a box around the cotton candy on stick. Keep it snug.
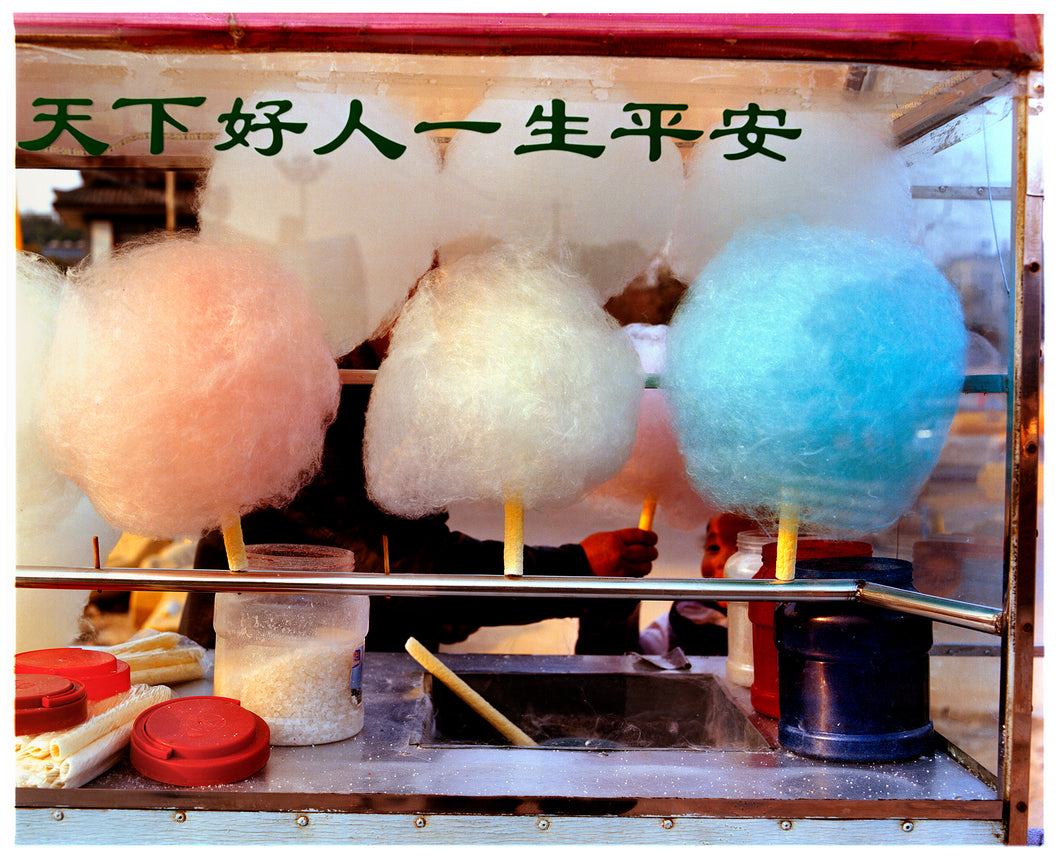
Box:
[364,243,644,575]
[198,91,441,357]
[15,252,121,650]
[669,106,913,285]
[437,98,685,303]
[589,324,712,532]
[39,236,341,570]
[664,224,967,578]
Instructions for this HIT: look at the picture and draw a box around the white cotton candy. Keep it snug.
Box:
[364,244,644,516]
[589,325,711,531]
[437,97,685,302]
[15,252,119,650]
[669,105,913,283]
[197,91,441,356]
[38,235,341,540]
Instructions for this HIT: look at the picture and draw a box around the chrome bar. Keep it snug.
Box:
[337,369,376,385]
[338,368,999,394]
[13,565,855,602]
[856,582,1003,635]
[14,565,1002,632]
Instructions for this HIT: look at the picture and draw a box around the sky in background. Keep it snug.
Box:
[16,168,83,215]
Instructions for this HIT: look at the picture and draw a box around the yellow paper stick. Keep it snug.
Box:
[504,497,524,576]
[639,496,657,531]
[405,637,537,747]
[776,503,798,582]
[221,512,247,572]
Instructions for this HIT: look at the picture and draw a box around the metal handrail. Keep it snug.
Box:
[14,564,1004,634]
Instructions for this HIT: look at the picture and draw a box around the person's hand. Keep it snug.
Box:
[580,528,658,578]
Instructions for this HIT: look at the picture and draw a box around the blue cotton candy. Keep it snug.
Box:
[663,223,967,536]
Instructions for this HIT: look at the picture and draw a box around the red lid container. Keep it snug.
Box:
[15,648,130,701]
[15,674,89,736]
[130,696,270,786]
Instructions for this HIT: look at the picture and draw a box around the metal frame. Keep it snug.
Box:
[997,68,1043,846]
[13,13,1043,845]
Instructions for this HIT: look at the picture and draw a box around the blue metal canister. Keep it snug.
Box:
[775,556,934,762]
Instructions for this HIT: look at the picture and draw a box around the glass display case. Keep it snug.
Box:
[13,13,1043,846]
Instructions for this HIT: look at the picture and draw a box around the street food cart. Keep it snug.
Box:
[13,13,1043,845]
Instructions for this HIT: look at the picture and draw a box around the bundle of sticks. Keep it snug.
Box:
[16,683,173,789]
[99,630,208,686]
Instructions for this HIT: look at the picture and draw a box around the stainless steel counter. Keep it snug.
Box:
[17,653,999,825]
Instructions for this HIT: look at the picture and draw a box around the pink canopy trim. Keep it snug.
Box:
[14,13,1043,71]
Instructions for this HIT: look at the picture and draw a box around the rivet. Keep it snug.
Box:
[52,810,64,822]
[173,811,186,823]
[296,814,310,827]
[780,820,793,831]
[902,821,915,832]
[414,816,427,828]
[661,818,674,830]
[538,818,550,831]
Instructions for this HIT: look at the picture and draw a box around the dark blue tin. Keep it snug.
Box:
[775,556,934,762]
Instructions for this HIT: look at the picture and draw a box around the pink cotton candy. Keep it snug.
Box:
[39,234,341,540]
[591,389,714,531]
[589,325,712,530]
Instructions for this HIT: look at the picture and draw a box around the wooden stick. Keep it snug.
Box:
[776,503,798,582]
[382,535,390,576]
[504,497,524,576]
[221,512,247,572]
[638,496,657,531]
[405,637,537,747]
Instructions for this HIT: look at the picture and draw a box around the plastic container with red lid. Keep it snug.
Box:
[130,696,270,786]
[14,647,130,701]
[15,673,89,736]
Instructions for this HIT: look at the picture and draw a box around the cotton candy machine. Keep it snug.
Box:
[12,9,1041,848]
[417,669,770,750]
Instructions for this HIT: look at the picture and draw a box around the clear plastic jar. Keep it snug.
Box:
[214,544,369,746]
[722,531,771,687]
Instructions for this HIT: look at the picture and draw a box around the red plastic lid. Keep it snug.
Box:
[14,648,131,701]
[756,540,873,573]
[15,674,89,736]
[130,696,270,786]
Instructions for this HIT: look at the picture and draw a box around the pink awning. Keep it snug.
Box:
[14,13,1043,71]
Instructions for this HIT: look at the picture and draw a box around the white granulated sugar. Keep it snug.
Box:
[218,638,362,746]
